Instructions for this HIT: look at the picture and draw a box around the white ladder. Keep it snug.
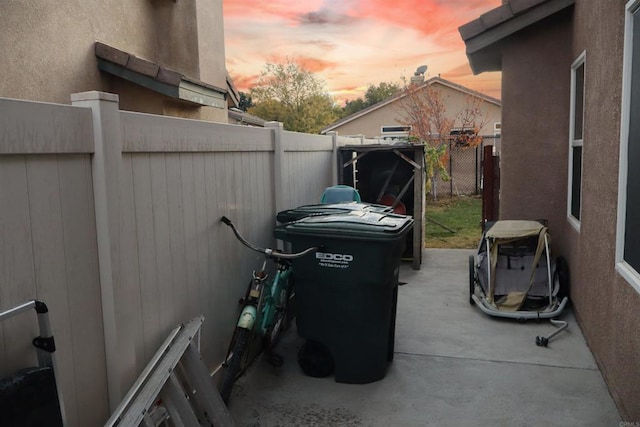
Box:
[105,316,235,427]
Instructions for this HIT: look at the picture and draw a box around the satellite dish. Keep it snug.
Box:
[415,65,428,76]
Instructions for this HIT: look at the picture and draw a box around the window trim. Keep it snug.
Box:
[567,51,586,231]
[380,125,411,134]
[616,0,640,294]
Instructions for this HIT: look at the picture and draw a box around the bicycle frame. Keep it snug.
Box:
[259,265,291,334]
[219,215,319,404]
[236,261,292,335]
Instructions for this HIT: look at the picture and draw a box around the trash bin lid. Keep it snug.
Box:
[275,210,414,241]
[276,202,393,223]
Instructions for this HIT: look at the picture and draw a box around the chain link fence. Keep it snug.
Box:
[430,135,500,199]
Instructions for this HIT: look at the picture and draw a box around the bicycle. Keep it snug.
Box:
[219,216,320,404]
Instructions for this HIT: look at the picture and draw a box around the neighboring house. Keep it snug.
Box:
[321,76,501,141]
[0,0,233,123]
[460,0,639,420]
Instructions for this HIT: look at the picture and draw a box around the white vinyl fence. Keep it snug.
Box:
[0,92,362,426]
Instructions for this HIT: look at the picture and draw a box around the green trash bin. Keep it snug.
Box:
[276,201,393,224]
[274,210,413,384]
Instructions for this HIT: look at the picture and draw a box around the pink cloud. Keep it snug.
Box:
[223,0,325,22]
[228,73,260,92]
[354,0,500,47]
[298,57,339,73]
[224,0,503,100]
[258,54,338,73]
[442,63,473,79]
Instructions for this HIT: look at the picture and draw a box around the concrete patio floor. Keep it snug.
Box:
[227,249,621,426]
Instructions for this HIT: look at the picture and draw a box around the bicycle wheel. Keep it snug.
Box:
[264,273,296,351]
[283,275,296,332]
[220,327,251,405]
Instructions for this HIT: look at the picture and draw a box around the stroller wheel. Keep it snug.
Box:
[468,255,476,305]
[536,336,549,347]
[554,256,570,301]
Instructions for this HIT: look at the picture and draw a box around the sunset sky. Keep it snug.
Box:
[222,0,503,105]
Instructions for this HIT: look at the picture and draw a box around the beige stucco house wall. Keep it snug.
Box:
[460,0,640,420]
[322,76,501,140]
[0,0,229,122]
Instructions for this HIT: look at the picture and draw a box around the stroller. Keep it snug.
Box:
[469,220,570,346]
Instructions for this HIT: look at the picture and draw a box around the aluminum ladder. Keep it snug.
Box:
[105,316,235,427]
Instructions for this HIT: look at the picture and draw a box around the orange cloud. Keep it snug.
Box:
[354,0,499,47]
[298,57,338,73]
[223,0,503,100]
[259,54,338,73]
[442,63,473,79]
[228,73,260,92]
[331,86,368,106]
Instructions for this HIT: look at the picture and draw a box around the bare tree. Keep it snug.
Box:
[453,94,491,147]
[396,80,452,199]
[396,79,490,199]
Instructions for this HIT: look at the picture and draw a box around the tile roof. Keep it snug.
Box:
[94,42,228,108]
[459,0,575,74]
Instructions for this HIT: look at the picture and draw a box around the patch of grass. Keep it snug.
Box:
[425,195,482,248]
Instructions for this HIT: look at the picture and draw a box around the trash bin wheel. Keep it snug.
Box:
[297,340,334,378]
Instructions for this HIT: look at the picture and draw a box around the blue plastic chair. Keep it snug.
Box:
[320,185,361,204]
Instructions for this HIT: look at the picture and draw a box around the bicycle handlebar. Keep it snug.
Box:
[221,216,321,259]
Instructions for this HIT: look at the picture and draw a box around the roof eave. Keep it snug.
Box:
[460,0,575,74]
[95,42,227,109]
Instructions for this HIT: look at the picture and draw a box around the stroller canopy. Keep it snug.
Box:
[486,220,546,240]
[485,220,549,311]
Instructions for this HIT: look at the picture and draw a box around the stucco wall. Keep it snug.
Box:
[0,0,227,122]
[499,2,640,420]
[500,9,574,254]
[571,0,640,420]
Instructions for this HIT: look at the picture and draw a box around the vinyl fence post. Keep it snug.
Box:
[327,131,339,186]
[71,91,128,412]
[267,121,285,222]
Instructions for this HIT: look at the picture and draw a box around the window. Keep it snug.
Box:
[381,125,411,142]
[381,125,411,134]
[616,0,640,293]
[568,52,585,229]
[449,128,476,146]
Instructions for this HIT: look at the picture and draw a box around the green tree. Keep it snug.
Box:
[340,81,400,118]
[238,92,253,112]
[248,59,338,134]
[341,98,367,117]
[364,82,401,105]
